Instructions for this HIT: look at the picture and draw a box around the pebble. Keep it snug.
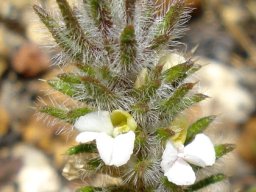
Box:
[195,57,254,123]
[11,43,50,77]
[0,57,7,79]
[0,107,9,136]
[13,144,61,192]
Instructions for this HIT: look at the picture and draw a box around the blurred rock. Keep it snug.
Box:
[13,144,61,192]
[11,43,50,77]
[0,27,8,56]
[0,73,34,128]
[1,26,25,55]
[22,116,76,167]
[0,150,22,189]
[194,57,254,123]
[237,68,256,103]
[0,107,9,136]
[63,153,122,187]
[182,10,234,64]
[0,57,7,78]
[238,117,256,166]
[1,185,16,192]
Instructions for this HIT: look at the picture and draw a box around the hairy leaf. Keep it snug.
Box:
[68,107,92,119]
[40,106,92,122]
[76,64,96,76]
[56,0,98,57]
[215,144,236,159]
[87,0,112,36]
[185,174,227,192]
[125,0,136,23]
[40,106,67,120]
[162,62,193,83]
[76,186,98,192]
[162,177,184,192]
[166,93,208,120]
[48,79,76,96]
[151,1,185,49]
[186,116,216,144]
[67,144,97,155]
[163,83,195,110]
[33,5,83,59]
[157,128,175,141]
[58,73,81,84]
[120,25,137,69]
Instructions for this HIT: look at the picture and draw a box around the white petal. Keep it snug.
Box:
[74,111,114,135]
[96,132,114,165]
[184,134,216,167]
[161,141,178,172]
[76,132,99,143]
[164,158,196,186]
[111,131,135,166]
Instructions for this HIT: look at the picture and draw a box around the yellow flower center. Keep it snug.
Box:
[111,110,137,137]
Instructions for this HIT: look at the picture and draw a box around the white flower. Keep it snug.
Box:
[74,110,137,167]
[161,134,216,186]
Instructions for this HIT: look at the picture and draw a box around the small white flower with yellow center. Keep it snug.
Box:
[161,134,216,186]
[74,110,137,167]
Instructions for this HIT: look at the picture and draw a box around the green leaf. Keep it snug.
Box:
[58,73,81,84]
[163,83,195,110]
[125,0,136,23]
[162,177,183,192]
[120,25,137,68]
[163,62,193,84]
[48,79,76,96]
[87,158,101,168]
[33,5,83,60]
[40,106,67,120]
[165,93,208,120]
[149,34,170,50]
[66,144,97,155]
[135,79,161,101]
[156,128,175,141]
[67,107,92,120]
[76,186,99,192]
[151,2,185,50]
[215,144,236,159]
[81,76,114,96]
[158,2,185,34]
[56,0,98,57]
[40,106,92,122]
[87,0,112,36]
[185,93,209,105]
[185,116,216,144]
[76,186,132,192]
[76,64,96,76]
[185,174,227,192]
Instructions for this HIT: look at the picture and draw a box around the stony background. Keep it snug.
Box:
[0,0,256,191]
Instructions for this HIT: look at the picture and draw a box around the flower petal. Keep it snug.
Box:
[164,158,196,186]
[184,134,216,167]
[74,111,114,135]
[111,110,137,137]
[161,141,178,172]
[96,131,135,166]
[76,132,99,143]
[96,132,114,165]
[111,131,135,166]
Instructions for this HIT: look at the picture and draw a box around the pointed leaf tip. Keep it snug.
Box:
[185,174,227,192]
[215,144,236,159]
[66,144,97,155]
[186,115,216,144]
